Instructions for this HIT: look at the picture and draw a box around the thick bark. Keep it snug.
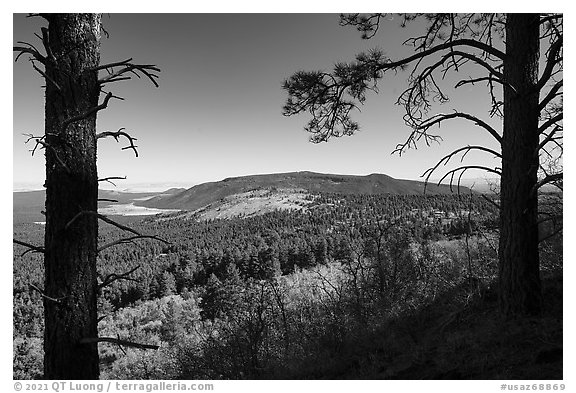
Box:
[43,14,102,379]
[498,14,542,316]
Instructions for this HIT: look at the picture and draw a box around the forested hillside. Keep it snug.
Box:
[14,189,562,379]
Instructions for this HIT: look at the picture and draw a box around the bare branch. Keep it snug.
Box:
[437,112,500,143]
[394,112,502,156]
[23,134,71,173]
[36,143,69,172]
[534,173,563,193]
[30,284,65,303]
[66,211,135,236]
[23,133,45,156]
[99,89,125,101]
[538,80,563,111]
[385,37,506,66]
[101,76,131,84]
[98,265,140,289]
[539,226,562,244]
[97,212,147,236]
[13,239,45,256]
[538,125,562,153]
[40,27,56,64]
[66,211,171,245]
[455,75,516,94]
[488,78,504,118]
[98,198,118,203]
[96,128,138,157]
[62,92,113,131]
[29,62,63,94]
[536,35,563,91]
[481,193,500,210]
[435,165,501,192]
[98,176,126,187]
[97,61,160,88]
[422,145,501,192]
[98,235,170,253]
[540,14,563,26]
[13,42,46,65]
[79,337,159,350]
[91,58,133,71]
[538,113,563,135]
[444,50,503,78]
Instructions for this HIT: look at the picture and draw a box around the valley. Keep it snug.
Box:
[12,171,562,380]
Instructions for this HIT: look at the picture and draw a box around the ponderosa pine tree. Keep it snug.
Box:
[283,13,563,316]
[14,13,163,379]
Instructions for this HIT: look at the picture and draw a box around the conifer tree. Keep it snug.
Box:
[283,13,563,316]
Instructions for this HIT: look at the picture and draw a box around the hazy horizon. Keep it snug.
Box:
[13,170,500,194]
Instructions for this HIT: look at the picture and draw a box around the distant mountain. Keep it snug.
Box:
[162,188,188,194]
[138,171,473,212]
[13,173,476,224]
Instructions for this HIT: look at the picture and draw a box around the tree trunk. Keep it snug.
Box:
[498,14,541,316]
[43,13,102,379]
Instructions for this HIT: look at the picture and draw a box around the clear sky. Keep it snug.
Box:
[14,13,504,191]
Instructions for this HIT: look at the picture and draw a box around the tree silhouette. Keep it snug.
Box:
[14,13,164,379]
[283,13,563,316]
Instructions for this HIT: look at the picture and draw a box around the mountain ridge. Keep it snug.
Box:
[13,172,477,223]
[138,171,474,212]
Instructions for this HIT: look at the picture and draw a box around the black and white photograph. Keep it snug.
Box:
[11,9,565,387]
